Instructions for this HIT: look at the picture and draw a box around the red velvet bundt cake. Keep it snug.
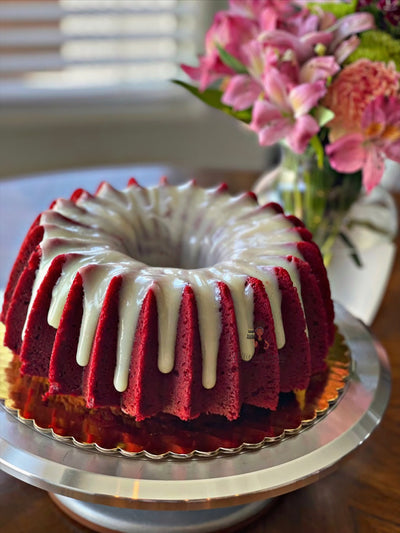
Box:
[1,179,334,422]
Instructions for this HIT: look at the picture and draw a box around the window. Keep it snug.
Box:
[0,0,207,104]
[0,0,257,180]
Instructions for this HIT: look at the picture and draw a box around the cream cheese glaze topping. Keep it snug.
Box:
[24,181,306,392]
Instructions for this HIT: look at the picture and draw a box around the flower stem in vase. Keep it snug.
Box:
[275,145,363,265]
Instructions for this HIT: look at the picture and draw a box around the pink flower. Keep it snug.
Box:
[221,74,261,110]
[181,56,232,93]
[323,59,400,141]
[179,0,394,186]
[242,37,300,88]
[288,81,327,118]
[300,56,340,83]
[333,35,360,64]
[326,96,400,191]
[316,9,337,31]
[241,40,277,80]
[284,8,320,37]
[181,11,257,91]
[204,12,257,57]
[229,0,296,23]
[250,68,325,153]
[221,40,280,110]
[258,29,332,63]
[329,12,375,51]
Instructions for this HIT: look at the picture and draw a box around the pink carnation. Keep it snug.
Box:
[323,59,400,141]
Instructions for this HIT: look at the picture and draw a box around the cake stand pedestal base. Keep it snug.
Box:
[49,493,274,533]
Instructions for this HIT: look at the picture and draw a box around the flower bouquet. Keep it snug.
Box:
[176,0,400,262]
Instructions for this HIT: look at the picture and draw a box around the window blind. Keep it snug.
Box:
[0,0,202,103]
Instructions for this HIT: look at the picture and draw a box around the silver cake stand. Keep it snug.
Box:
[0,304,391,533]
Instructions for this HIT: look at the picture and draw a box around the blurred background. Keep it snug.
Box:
[0,0,271,180]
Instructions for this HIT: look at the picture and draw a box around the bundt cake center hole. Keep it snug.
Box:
[135,245,181,268]
[126,228,213,269]
[133,244,213,269]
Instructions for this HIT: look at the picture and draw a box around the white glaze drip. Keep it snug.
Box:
[190,272,221,389]
[23,182,308,392]
[154,277,186,374]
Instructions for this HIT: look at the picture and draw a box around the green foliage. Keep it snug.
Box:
[310,135,325,169]
[307,0,357,18]
[314,106,335,128]
[216,44,248,74]
[172,80,252,123]
[346,30,400,69]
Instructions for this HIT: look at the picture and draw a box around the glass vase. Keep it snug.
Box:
[254,145,363,265]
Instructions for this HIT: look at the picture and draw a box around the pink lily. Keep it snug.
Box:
[326,96,400,192]
[221,74,262,110]
[204,12,257,59]
[285,9,320,37]
[181,11,258,91]
[258,7,280,32]
[228,0,266,19]
[221,40,279,110]
[241,40,278,80]
[250,68,326,153]
[317,9,337,31]
[259,29,333,63]
[329,12,375,51]
[181,55,233,92]
[334,35,360,64]
[300,56,340,83]
[263,68,327,118]
[243,39,300,87]
[229,0,295,22]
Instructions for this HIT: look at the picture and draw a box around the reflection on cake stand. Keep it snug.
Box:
[0,304,391,533]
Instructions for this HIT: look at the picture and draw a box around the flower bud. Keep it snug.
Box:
[315,43,327,56]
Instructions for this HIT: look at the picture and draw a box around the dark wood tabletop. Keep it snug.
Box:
[0,167,399,533]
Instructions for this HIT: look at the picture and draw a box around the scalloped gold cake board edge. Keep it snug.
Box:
[0,321,351,459]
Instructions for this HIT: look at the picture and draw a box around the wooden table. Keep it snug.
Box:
[0,168,399,533]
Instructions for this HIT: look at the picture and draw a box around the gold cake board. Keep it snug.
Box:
[0,321,350,459]
[0,304,391,532]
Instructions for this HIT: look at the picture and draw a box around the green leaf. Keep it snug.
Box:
[172,79,252,123]
[314,106,335,128]
[307,0,357,18]
[310,135,325,169]
[216,44,248,74]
